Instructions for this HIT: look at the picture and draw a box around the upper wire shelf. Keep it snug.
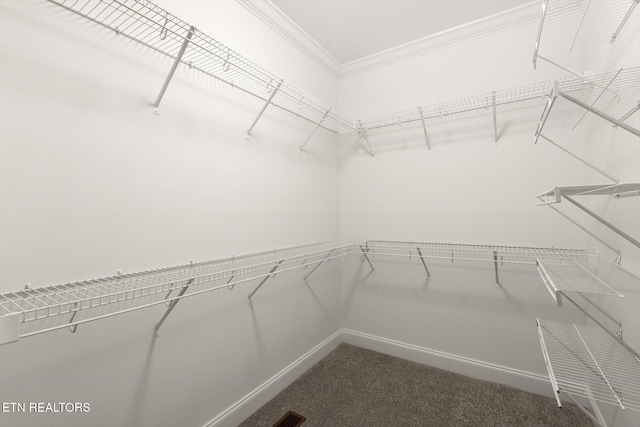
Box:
[356,77,572,132]
[0,241,358,345]
[47,0,356,133]
[365,240,595,266]
[533,0,639,69]
[537,318,640,412]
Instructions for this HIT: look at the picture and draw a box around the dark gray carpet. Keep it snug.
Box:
[240,343,592,427]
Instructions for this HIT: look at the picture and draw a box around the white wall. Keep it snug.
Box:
[0,1,340,426]
[338,7,639,427]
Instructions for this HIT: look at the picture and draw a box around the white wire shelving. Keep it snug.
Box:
[47,0,357,147]
[536,318,640,426]
[0,241,358,345]
[533,69,640,178]
[537,183,640,254]
[533,0,639,70]
[537,259,640,301]
[362,240,596,287]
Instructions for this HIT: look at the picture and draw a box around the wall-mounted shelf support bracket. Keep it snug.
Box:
[532,0,549,68]
[303,250,335,285]
[539,135,618,183]
[416,247,431,278]
[152,26,195,114]
[559,91,640,137]
[572,69,622,130]
[299,109,331,151]
[491,91,498,142]
[359,245,375,272]
[153,278,194,337]
[355,120,375,157]
[493,250,501,287]
[563,194,640,248]
[610,0,639,43]
[248,260,284,301]
[616,101,640,125]
[247,79,283,135]
[417,107,431,150]
[534,84,558,144]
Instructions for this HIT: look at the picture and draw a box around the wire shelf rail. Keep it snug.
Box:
[533,0,638,69]
[47,0,357,135]
[0,241,358,345]
[536,319,640,413]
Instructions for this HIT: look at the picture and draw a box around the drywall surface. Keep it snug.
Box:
[0,1,340,427]
[337,11,638,427]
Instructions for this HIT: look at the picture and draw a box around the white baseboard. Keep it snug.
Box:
[342,328,552,398]
[203,329,343,427]
[206,328,553,427]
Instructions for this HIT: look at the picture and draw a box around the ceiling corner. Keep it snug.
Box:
[236,0,342,79]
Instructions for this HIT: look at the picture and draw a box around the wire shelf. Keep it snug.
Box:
[540,183,640,199]
[47,0,356,133]
[538,259,640,299]
[534,0,638,67]
[357,77,574,131]
[0,241,357,343]
[537,318,640,412]
[365,240,595,266]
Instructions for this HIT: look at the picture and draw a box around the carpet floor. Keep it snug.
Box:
[239,343,592,427]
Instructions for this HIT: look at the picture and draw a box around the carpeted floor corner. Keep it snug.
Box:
[239,343,592,427]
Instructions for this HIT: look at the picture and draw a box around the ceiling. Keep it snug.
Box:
[271,0,534,64]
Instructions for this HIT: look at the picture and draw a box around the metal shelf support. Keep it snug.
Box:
[534,84,558,144]
[416,247,431,278]
[610,0,639,43]
[563,194,640,249]
[299,109,331,152]
[152,26,195,114]
[491,91,498,143]
[303,250,334,285]
[248,260,283,301]
[360,245,375,272]
[418,107,431,150]
[247,79,283,135]
[559,91,640,137]
[571,69,623,130]
[153,278,194,337]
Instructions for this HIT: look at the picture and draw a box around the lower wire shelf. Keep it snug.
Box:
[536,319,640,416]
[0,241,358,345]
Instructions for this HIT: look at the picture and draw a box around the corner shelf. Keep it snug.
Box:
[533,0,639,70]
[536,318,640,425]
[0,241,357,345]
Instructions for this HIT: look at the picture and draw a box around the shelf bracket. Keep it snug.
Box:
[571,68,622,130]
[532,0,549,69]
[563,194,640,249]
[248,259,284,301]
[535,259,563,306]
[68,302,80,333]
[542,202,620,257]
[299,109,331,152]
[359,245,375,272]
[616,101,640,126]
[153,278,194,337]
[152,26,195,114]
[247,79,283,135]
[559,91,640,137]
[539,135,618,183]
[610,0,639,43]
[491,91,498,143]
[416,247,430,278]
[417,107,431,150]
[355,120,375,157]
[493,250,501,287]
[303,250,335,285]
[534,83,558,144]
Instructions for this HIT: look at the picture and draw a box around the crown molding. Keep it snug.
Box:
[236,0,341,79]
[339,1,541,79]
